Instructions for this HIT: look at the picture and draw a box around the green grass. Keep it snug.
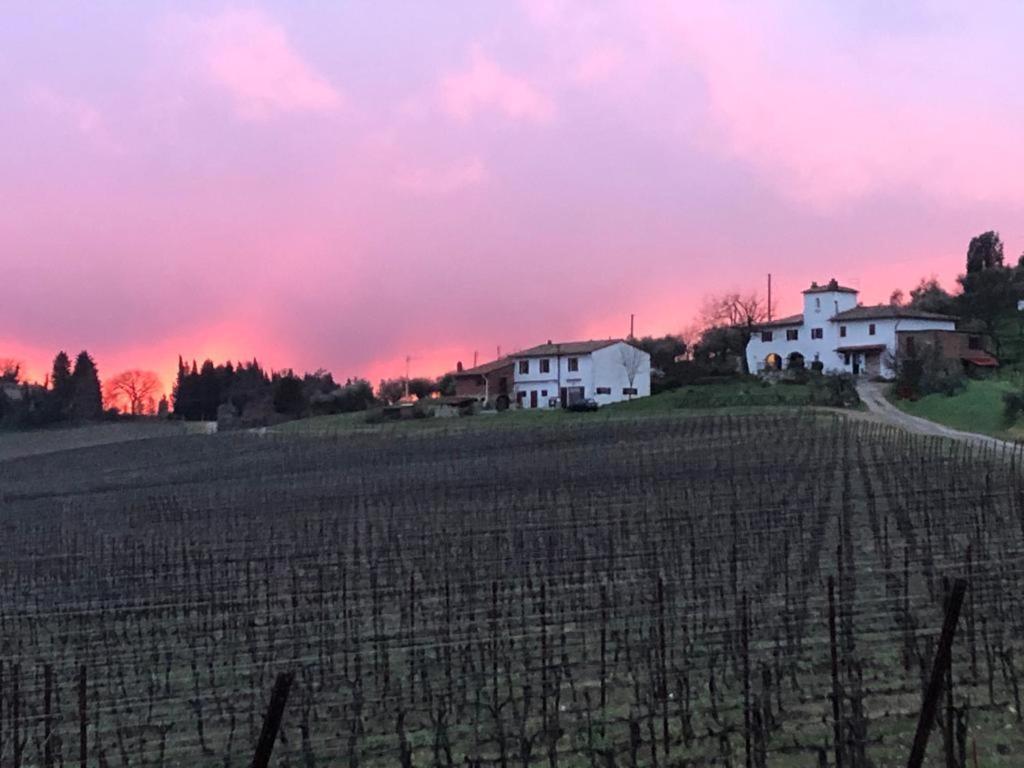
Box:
[891,377,1024,439]
[275,381,821,436]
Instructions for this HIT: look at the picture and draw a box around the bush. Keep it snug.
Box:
[810,360,824,373]
[1003,391,1024,427]
[807,374,860,408]
[893,346,966,399]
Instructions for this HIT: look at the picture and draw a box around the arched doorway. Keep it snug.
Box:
[787,352,805,370]
[765,353,782,371]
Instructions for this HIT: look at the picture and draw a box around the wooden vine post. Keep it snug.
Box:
[907,579,967,768]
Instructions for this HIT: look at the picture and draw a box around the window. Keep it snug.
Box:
[518,360,529,374]
[968,336,982,350]
[541,390,548,397]
[869,323,876,336]
[786,329,799,341]
[815,297,821,311]
[761,331,774,342]
[811,328,823,339]
[843,353,851,366]
[840,326,847,338]
[622,387,638,396]
[540,359,550,373]
[905,337,916,356]
[596,387,611,395]
[568,357,579,372]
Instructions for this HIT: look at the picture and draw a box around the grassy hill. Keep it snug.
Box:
[275,380,837,435]
[891,377,1024,439]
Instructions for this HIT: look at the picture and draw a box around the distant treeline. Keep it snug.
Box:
[171,357,459,425]
[0,351,103,429]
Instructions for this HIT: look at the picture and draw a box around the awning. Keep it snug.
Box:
[961,353,999,367]
[835,344,886,353]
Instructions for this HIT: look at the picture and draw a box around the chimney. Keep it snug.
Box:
[456,361,463,372]
[547,339,552,345]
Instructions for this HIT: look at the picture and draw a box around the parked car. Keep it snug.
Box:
[568,398,599,412]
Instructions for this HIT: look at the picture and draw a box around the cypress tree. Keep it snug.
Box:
[71,351,103,420]
[50,351,73,419]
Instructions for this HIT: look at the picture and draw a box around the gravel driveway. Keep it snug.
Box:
[855,380,1015,450]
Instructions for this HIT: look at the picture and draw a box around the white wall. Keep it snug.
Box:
[513,353,595,409]
[746,311,956,377]
[591,342,651,405]
[512,342,651,408]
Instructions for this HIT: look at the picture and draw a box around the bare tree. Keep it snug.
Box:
[0,358,22,383]
[619,344,647,399]
[105,370,162,415]
[699,292,773,330]
[698,292,774,373]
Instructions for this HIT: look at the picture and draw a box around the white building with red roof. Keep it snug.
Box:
[512,339,651,409]
[745,279,958,377]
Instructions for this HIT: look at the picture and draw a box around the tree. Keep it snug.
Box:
[71,351,103,420]
[407,377,436,399]
[957,267,1017,354]
[0,358,21,383]
[692,326,747,373]
[436,373,457,397]
[889,289,905,307]
[377,378,407,405]
[634,335,687,372]
[966,231,1004,274]
[105,370,162,415]
[699,292,772,373]
[908,277,957,315]
[272,372,307,417]
[619,345,647,398]
[50,351,73,417]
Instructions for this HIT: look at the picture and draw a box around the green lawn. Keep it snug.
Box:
[891,377,1024,438]
[275,381,823,435]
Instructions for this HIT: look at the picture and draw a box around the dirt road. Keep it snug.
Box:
[855,380,1015,450]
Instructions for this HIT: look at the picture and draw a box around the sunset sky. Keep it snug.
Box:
[4,1,1024,390]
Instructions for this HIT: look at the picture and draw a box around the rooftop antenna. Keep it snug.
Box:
[497,345,502,359]
[767,273,773,322]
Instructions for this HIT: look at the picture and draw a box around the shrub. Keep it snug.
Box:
[1003,391,1024,427]
[892,345,966,399]
[808,374,860,408]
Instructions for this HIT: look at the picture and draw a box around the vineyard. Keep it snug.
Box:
[2,412,1024,766]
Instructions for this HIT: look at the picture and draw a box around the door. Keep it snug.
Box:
[852,355,860,375]
[530,391,538,409]
[865,353,880,377]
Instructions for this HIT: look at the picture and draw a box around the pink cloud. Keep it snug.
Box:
[394,156,486,196]
[441,45,554,123]
[648,3,1024,208]
[189,9,342,120]
[571,46,624,84]
[26,85,103,135]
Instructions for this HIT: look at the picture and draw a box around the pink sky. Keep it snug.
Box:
[3,1,1024,390]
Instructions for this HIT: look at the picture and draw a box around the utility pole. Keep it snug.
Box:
[404,355,411,399]
[629,314,635,339]
[767,273,773,322]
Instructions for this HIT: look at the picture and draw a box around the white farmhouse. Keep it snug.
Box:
[745,279,956,378]
[512,340,651,409]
